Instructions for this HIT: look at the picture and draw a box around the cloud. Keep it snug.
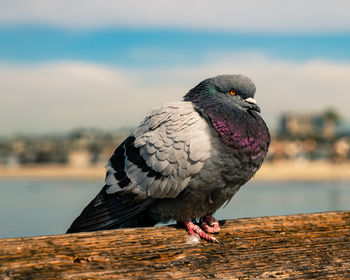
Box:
[0,56,350,135]
[0,62,172,135]
[1,0,350,32]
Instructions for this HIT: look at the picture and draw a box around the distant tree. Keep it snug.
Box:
[323,107,342,123]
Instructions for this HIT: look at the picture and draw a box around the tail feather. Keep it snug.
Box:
[67,185,155,233]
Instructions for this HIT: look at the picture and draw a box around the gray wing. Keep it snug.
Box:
[105,101,212,199]
[66,101,212,233]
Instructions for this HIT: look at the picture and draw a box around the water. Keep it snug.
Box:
[0,179,349,238]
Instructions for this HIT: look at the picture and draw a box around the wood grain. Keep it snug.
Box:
[1,211,350,279]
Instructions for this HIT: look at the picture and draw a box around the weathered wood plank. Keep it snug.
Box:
[1,211,349,279]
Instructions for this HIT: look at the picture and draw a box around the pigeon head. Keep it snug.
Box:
[184,74,260,113]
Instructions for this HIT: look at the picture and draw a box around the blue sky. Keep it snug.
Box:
[1,27,350,66]
[1,0,350,135]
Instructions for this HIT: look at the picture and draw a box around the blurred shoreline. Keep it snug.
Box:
[1,161,350,181]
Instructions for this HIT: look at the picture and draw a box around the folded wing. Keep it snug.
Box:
[67,101,212,233]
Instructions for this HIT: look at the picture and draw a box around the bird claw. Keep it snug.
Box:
[184,221,220,243]
[201,215,221,233]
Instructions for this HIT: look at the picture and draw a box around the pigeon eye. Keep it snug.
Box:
[230,90,237,96]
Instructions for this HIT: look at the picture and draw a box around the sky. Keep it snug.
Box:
[1,0,350,135]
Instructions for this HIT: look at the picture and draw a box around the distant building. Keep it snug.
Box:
[336,123,350,138]
[68,151,92,167]
[279,112,336,139]
[0,128,132,167]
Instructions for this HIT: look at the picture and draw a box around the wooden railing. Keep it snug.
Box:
[1,211,349,279]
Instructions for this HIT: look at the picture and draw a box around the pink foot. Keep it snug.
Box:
[201,215,221,233]
[184,221,219,243]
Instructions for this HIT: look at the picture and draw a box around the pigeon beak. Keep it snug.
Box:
[244,97,257,104]
[244,97,260,113]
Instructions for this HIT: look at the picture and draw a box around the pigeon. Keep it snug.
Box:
[67,74,270,243]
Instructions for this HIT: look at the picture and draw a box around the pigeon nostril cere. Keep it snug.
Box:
[245,97,257,104]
